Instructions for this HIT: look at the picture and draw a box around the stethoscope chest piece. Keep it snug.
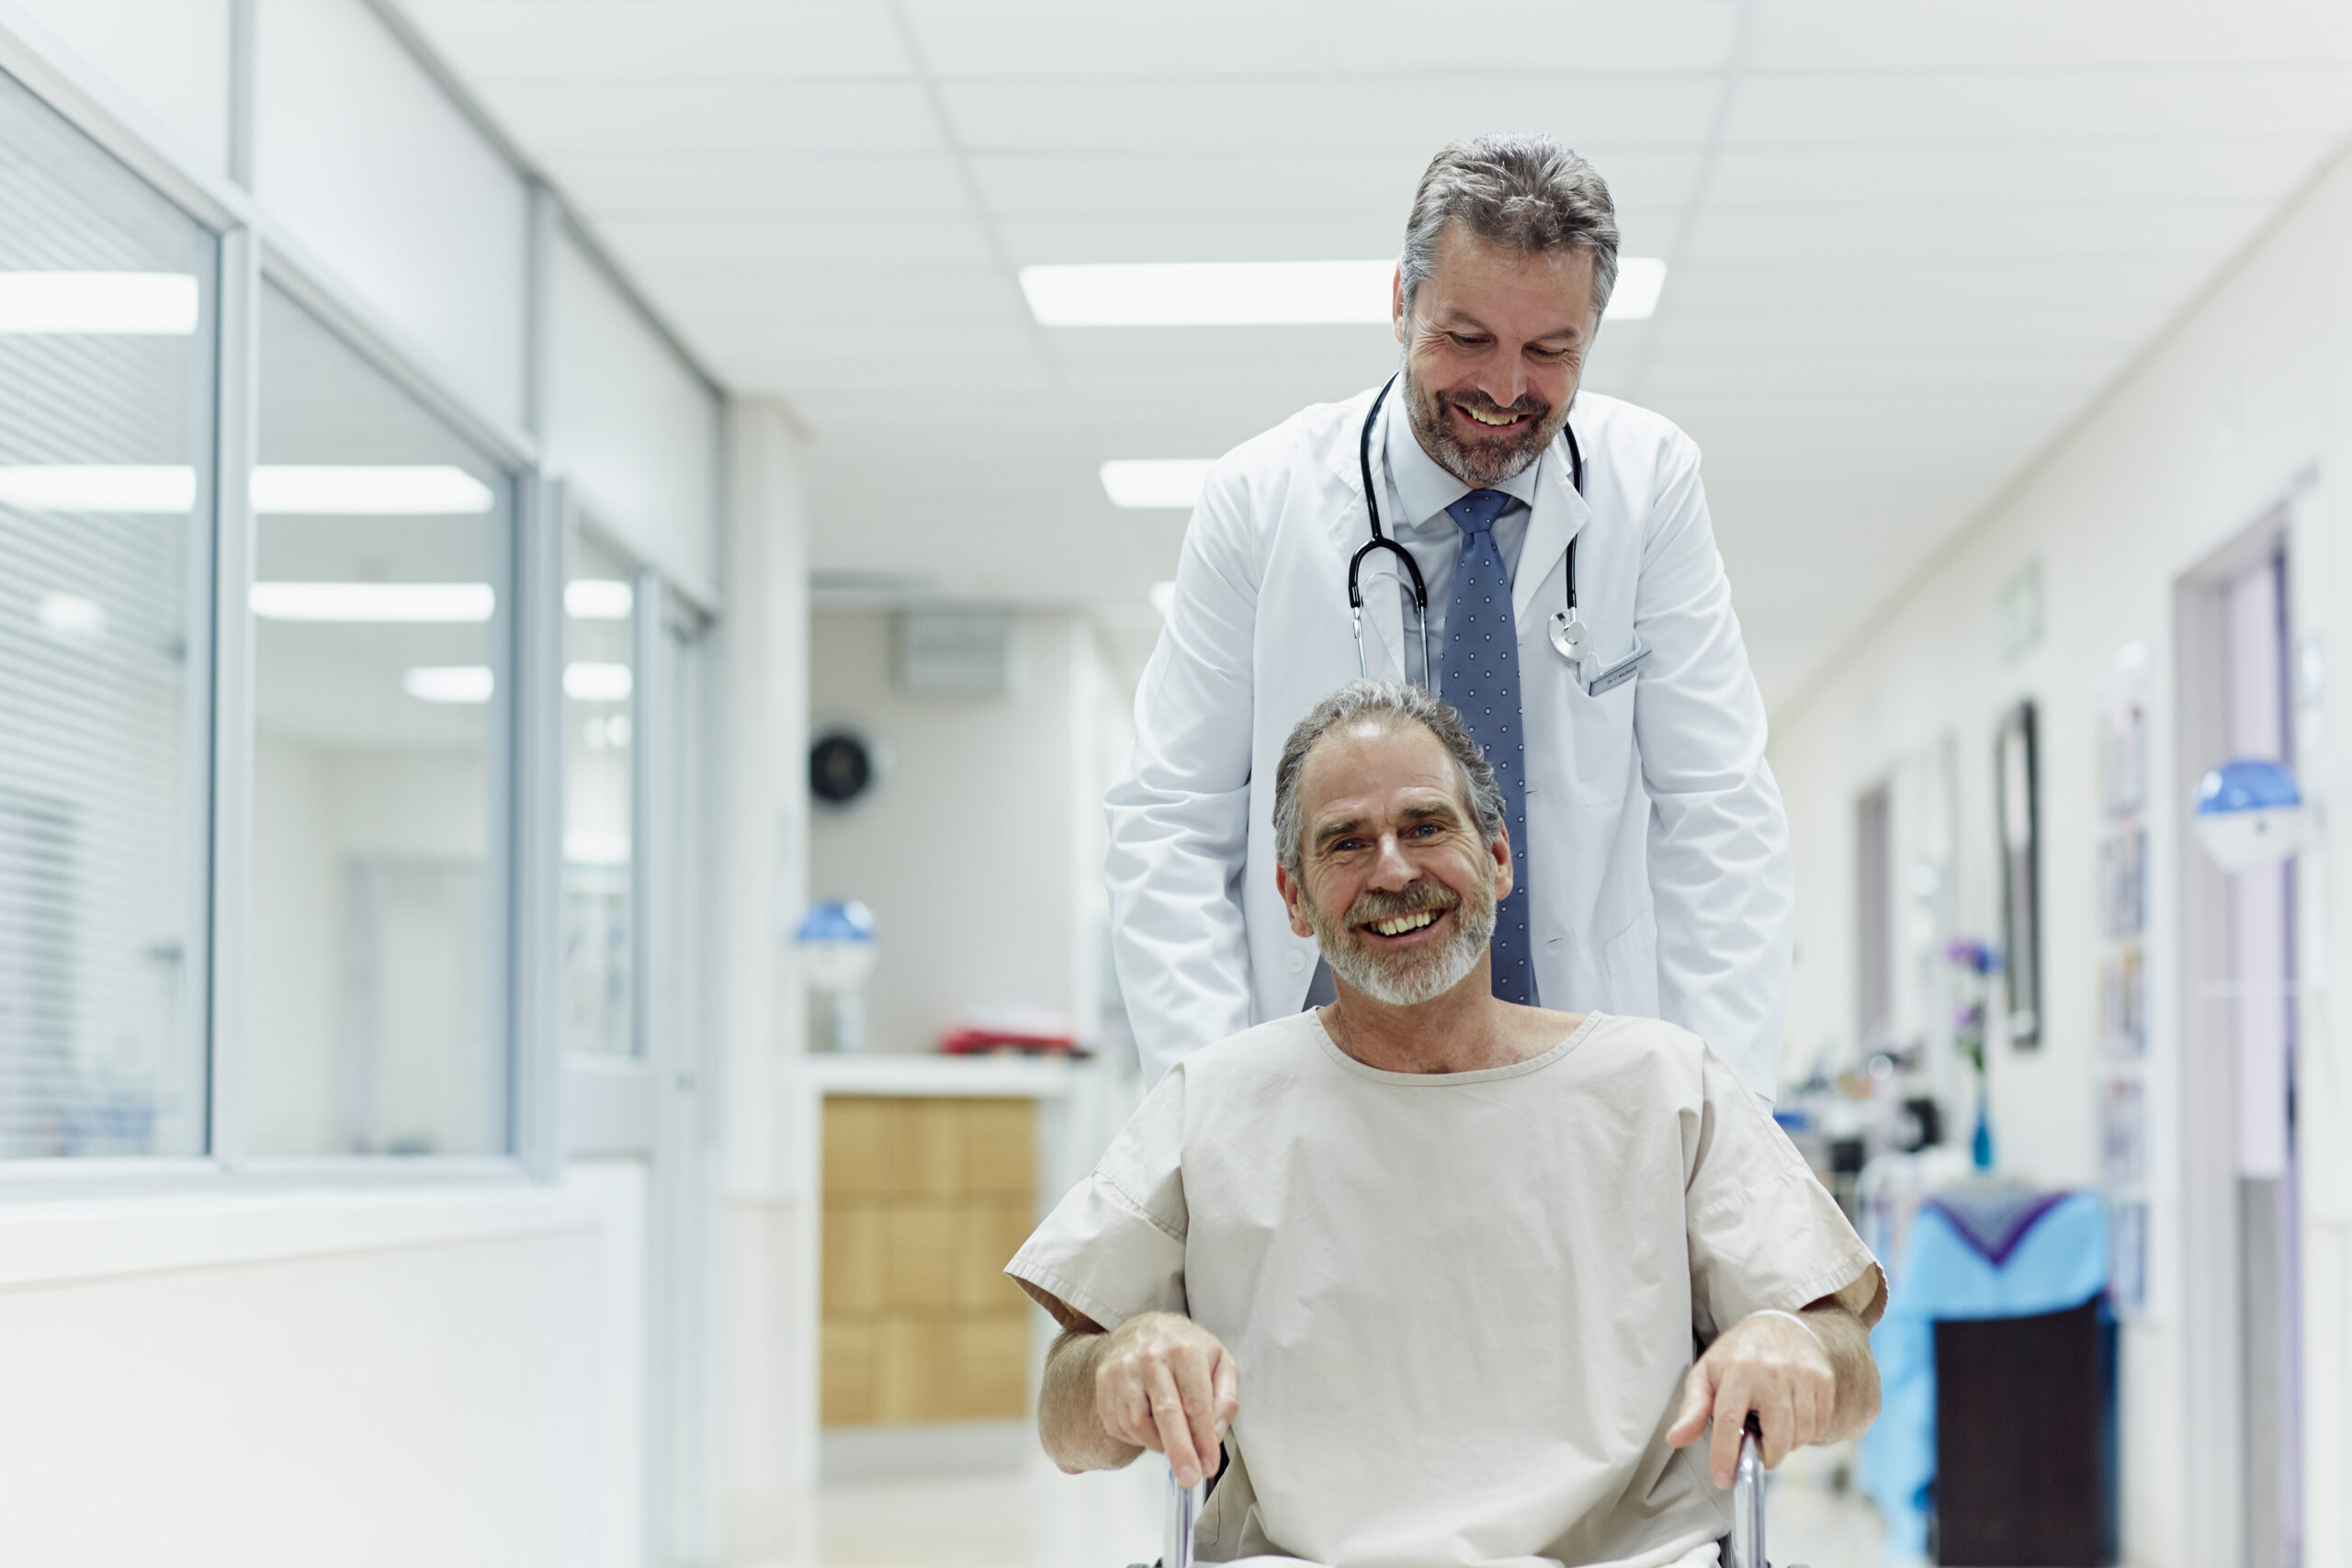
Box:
[1548,611,1590,661]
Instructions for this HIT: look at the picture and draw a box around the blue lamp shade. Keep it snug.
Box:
[2194,759,2306,871]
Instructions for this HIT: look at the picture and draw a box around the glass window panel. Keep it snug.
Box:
[563,531,635,1057]
[0,70,216,1157]
[248,283,512,1156]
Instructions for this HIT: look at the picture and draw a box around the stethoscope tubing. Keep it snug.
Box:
[1348,372,1585,679]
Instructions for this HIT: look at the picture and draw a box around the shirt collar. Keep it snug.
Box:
[1381,385,1545,535]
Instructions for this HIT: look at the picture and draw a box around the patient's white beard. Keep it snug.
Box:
[1308,881,1498,1007]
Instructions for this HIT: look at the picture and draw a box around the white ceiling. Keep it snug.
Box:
[401,0,2352,705]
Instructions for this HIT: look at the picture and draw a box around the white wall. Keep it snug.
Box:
[4,0,233,172]
[808,609,1117,1056]
[254,0,531,433]
[1769,146,2352,1568]
[546,231,722,605]
[0,1167,645,1568]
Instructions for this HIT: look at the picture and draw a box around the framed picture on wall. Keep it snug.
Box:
[1996,699,2041,1048]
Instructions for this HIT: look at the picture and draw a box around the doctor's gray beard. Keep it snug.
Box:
[1403,364,1571,489]
[1306,878,1498,1008]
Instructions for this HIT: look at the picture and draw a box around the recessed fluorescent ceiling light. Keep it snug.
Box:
[564,662,633,702]
[251,582,495,622]
[1608,256,1668,321]
[403,665,494,704]
[565,579,633,619]
[0,272,199,334]
[1102,459,1215,510]
[0,465,494,514]
[1023,258,1667,326]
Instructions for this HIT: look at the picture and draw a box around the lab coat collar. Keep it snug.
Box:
[1322,383,1409,680]
[1515,414,1592,627]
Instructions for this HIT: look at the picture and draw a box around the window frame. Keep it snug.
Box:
[0,45,572,1190]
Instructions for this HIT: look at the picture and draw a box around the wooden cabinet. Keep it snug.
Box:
[820,1095,1038,1427]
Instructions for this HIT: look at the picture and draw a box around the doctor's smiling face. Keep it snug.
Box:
[1393,221,1599,489]
[1276,716,1509,1008]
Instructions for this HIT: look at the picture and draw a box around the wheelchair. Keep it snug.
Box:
[1131,1416,1800,1568]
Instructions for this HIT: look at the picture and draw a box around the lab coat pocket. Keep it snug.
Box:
[1565,667,1638,804]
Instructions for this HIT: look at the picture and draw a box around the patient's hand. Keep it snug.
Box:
[1667,1304,1870,1488]
[1094,1310,1240,1491]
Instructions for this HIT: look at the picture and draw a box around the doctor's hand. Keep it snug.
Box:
[1666,1309,1838,1488]
[1094,1310,1239,1490]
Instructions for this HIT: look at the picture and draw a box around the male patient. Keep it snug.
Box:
[1008,681,1883,1568]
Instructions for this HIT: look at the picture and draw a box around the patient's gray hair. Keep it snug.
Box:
[1273,681,1507,880]
[1398,133,1620,320]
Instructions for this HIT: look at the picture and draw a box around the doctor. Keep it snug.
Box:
[1106,132,1794,1100]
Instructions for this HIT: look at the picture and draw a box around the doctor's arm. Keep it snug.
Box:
[1629,441,1795,1101]
[1105,467,1262,1084]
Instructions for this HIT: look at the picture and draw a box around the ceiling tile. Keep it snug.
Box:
[1329,0,1741,72]
[1682,197,2272,261]
[474,79,940,153]
[647,271,1019,319]
[1706,136,2324,208]
[966,149,1705,219]
[992,207,1685,268]
[1658,254,2213,316]
[682,312,1045,362]
[595,215,1000,272]
[901,0,1326,76]
[403,0,909,78]
[1726,65,2352,143]
[1748,0,2352,71]
[937,75,1723,153]
[552,152,971,217]
[905,0,1740,75]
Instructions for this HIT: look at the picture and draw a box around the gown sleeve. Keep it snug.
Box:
[1683,1046,1886,1339]
[1007,1068,1191,1332]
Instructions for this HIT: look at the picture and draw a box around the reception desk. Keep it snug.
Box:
[789,1054,1107,1438]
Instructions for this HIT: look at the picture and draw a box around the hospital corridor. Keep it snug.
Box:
[6,4,2352,1567]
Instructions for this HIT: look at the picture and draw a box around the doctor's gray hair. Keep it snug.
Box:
[1273,681,1508,880]
[1398,134,1620,321]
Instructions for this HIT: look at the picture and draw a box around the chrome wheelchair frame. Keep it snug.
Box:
[1134,1416,1798,1568]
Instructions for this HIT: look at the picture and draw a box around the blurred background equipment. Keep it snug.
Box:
[797,898,880,1054]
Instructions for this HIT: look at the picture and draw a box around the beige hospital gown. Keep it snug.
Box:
[1008,1010,1885,1568]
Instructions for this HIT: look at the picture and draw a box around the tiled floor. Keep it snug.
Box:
[777,1441,1895,1568]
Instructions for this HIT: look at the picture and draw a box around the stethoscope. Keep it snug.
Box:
[1348,374,1647,696]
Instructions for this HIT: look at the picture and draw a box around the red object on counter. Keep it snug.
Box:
[937,1026,1077,1056]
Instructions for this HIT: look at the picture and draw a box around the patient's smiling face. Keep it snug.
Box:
[1278,719,1511,1007]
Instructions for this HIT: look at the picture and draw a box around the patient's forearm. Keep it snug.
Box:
[1800,1302,1880,1443]
[1040,1326,1144,1473]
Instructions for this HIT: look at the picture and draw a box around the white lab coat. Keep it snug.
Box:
[1105,383,1793,1100]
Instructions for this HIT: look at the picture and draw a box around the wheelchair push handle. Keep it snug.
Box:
[1148,1413,1803,1568]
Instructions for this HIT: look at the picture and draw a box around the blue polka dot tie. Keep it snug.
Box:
[1438,489,1534,1005]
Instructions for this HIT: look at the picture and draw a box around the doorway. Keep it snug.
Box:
[2175,525,2303,1568]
